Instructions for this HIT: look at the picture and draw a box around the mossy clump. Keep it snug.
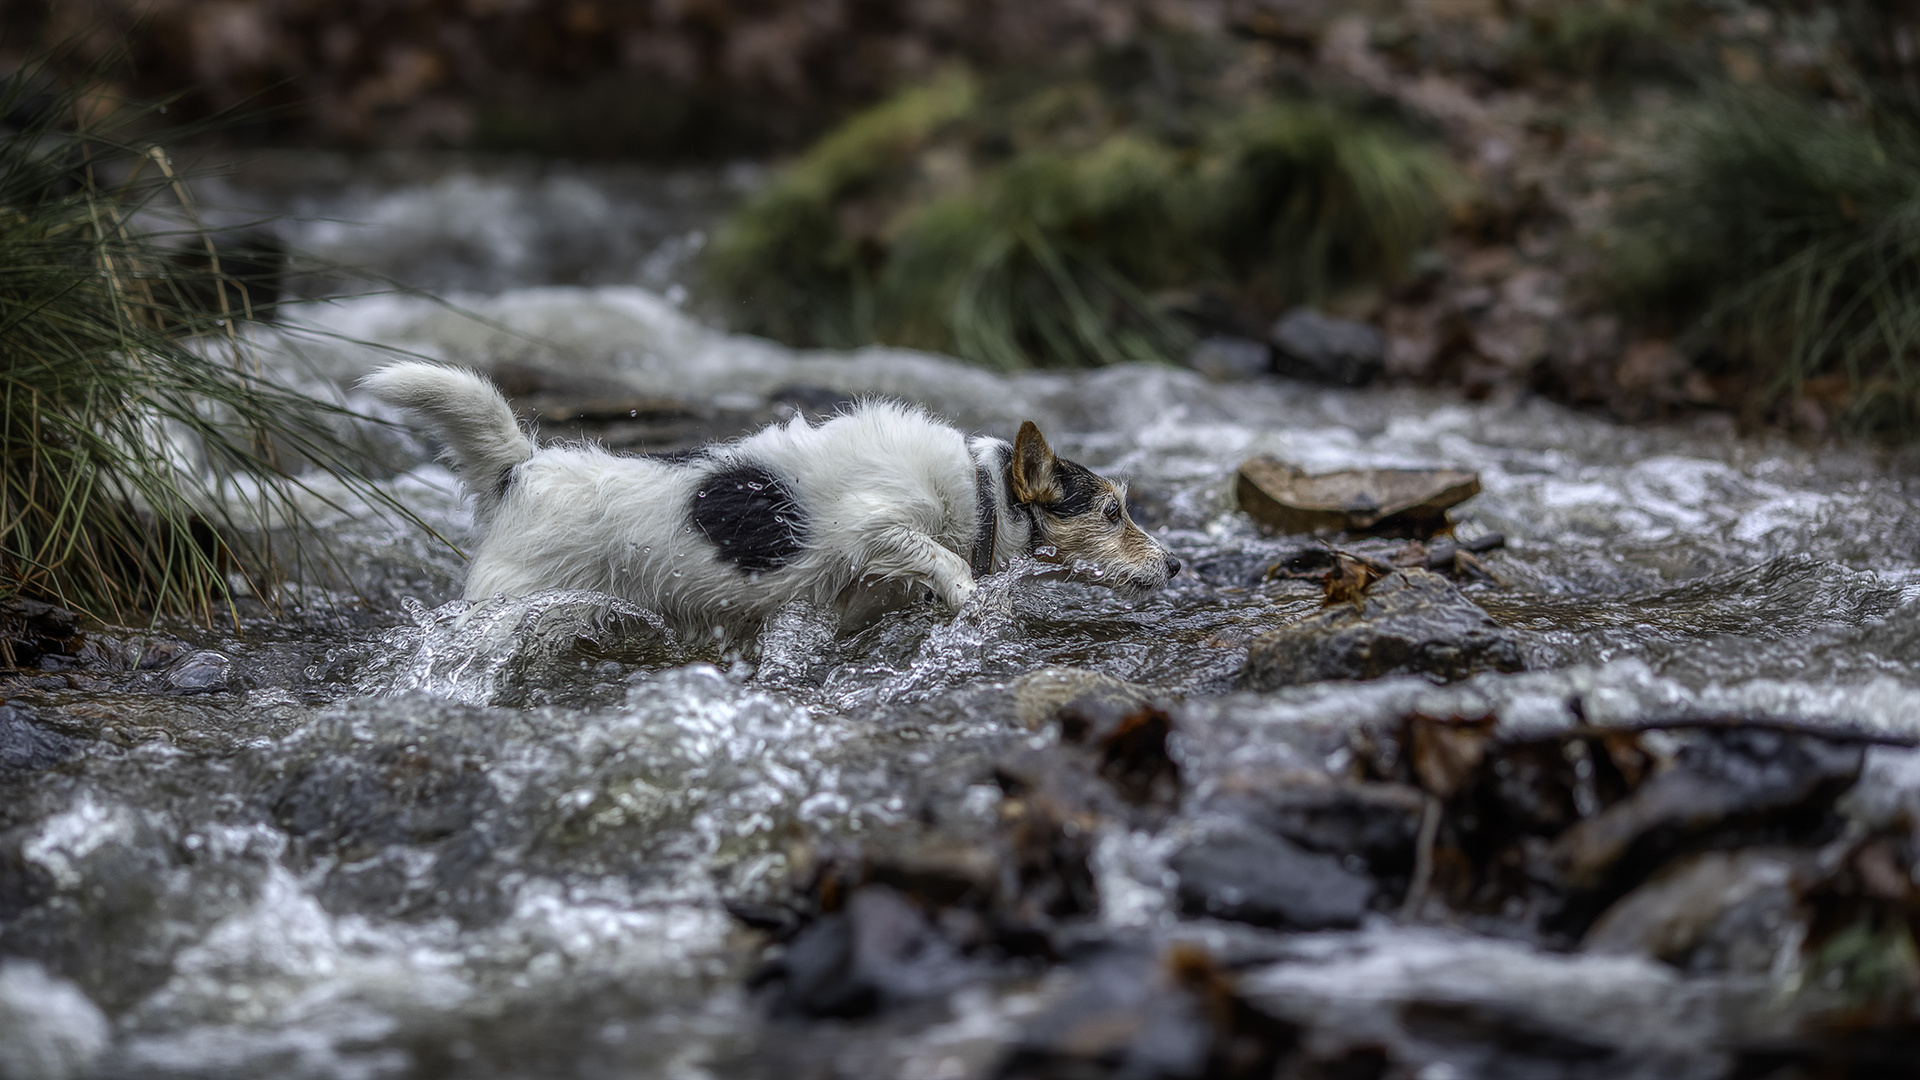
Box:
[1608,89,1920,433]
[1,68,405,622]
[703,55,1460,370]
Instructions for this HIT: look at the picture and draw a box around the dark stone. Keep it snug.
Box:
[1225,781,1427,876]
[774,885,973,1018]
[163,650,237,694]
[995,946,1297,1080]
[1171,830,1375,930]
[1550,729,1864,892]
[0,703,79,772]
[1268,308,1386,387]
[1,598,83,668]
[1187,336,1273,382]
[1238,570,1525,689]
[690,461,810,575]
[268,730,508,925]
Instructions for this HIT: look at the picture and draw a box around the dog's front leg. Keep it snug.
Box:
[867,528,977,610]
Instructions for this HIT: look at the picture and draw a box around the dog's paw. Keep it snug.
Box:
[940,577,978,610]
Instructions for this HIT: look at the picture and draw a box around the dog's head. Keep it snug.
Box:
[1008,421,1179,598]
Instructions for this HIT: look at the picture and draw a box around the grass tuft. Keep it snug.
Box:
[1608,89,1920,432]
[1,62,411,623]
[704,57,1459,369]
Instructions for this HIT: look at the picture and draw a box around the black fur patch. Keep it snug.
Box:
[1047,460,1104,516]
[690,462,809,574]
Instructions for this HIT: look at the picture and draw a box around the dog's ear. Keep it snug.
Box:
[1010,421,1063,504]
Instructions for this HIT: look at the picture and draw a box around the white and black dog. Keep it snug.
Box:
[364,362,1178,635]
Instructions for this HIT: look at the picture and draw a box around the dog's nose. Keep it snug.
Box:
[1165,556,1181,578]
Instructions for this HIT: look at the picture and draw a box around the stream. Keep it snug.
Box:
[4,154,1920,1080]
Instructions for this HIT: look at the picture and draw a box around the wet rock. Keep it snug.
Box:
[1551,729,1864,892]
[0,960,109,1080]
[1236,458,1481,537]
[1186,335,1273,382]
[1268,308,1386,387]
[996,945,1297,1080]
[1171,829,1375,930]
[1012,668,1154,731]
[1583,849,1809,974]
[1057,699,1182,811]
[0,599,82,669]
[268,725,507,923]
[774,884,977,1018]
[997,697,1182,835]
[1238,570,1525,689]
[163,650,238,694]
[1216,779,1428,881]
[0,705,80,773]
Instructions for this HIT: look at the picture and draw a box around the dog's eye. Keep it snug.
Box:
[1103,502,1122,523]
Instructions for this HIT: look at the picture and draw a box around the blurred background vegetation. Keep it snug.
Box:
[7,0,1920,623]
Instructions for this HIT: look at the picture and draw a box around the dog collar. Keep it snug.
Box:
[969,457,999,581]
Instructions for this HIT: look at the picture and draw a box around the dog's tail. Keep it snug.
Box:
[361,361,533,520]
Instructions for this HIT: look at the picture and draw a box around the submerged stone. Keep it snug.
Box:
[1012,667,1155,731]
[1171,830,1375,930]
[1238,570,1525,689]
[163,650,237,694]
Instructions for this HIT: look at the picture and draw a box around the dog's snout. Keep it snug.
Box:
[1165,555,1181,579]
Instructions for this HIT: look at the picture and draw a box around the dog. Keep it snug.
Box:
[363,361,1178,636]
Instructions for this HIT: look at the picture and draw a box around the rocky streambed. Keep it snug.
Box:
[5,166,1920,1078]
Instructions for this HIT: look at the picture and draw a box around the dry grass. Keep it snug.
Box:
[1,65,410,623]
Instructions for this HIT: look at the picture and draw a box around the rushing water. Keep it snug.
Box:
[4,158,1920,1079]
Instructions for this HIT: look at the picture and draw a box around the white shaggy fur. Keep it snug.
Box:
[361,363,531,525]
[364,361,1042,635]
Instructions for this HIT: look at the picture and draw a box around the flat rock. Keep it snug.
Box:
[1268,308,1385,386]
[1238,570,1525,690]
[1237,458,1481,536]
[1172,829,1375,930]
